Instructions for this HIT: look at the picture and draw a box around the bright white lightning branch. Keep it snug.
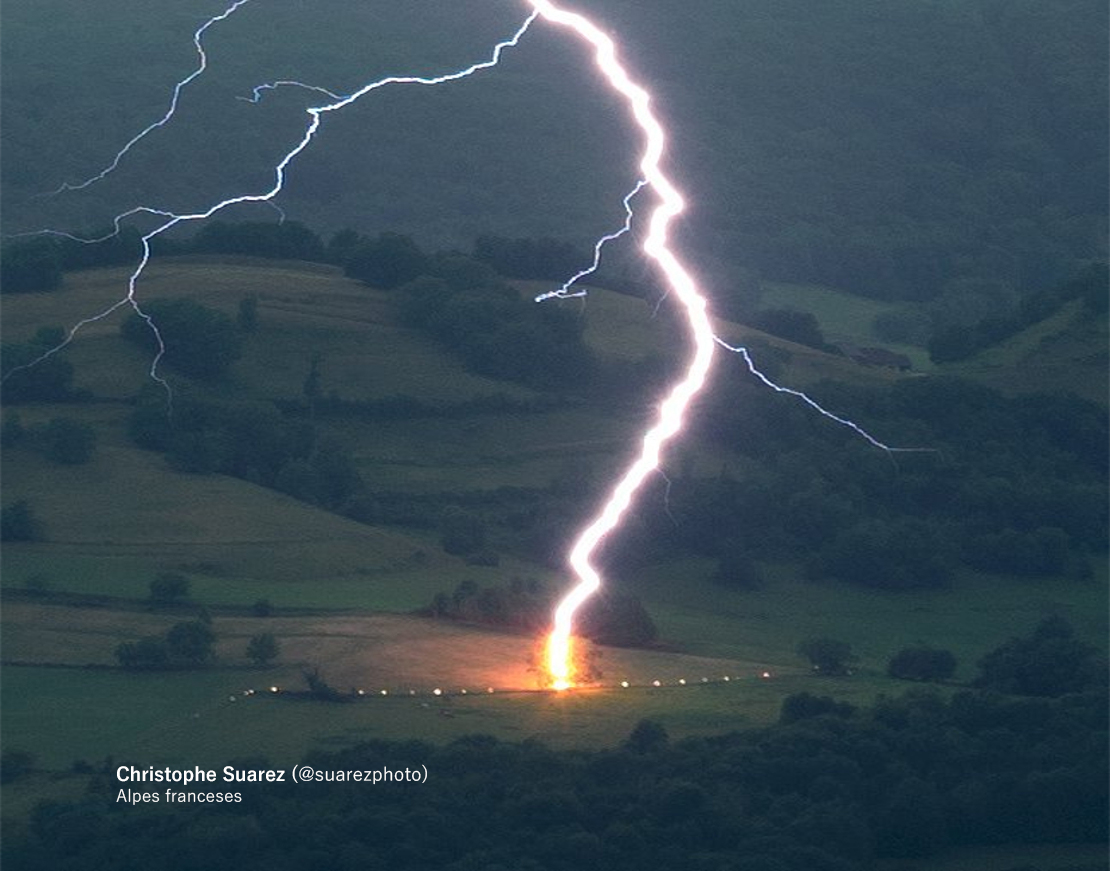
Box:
[530,0,717,690]
[534,179,647,303]
[43,0,255,196]
[714,338,924,454]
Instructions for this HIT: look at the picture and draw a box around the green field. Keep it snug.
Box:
[2,258,1106,784]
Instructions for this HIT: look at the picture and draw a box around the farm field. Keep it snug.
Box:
[2,256,1106,871]
[3,258,1106,768]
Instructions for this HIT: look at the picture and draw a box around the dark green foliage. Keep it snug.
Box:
[798,638,856,676]
[1,412,25,447]
[1,500,43,542]
[127,385,173,450]
[779,692,856,724]
[0,341,75,403]
[578,590,658,647]
[303,667,344,702]
[975,616,1105,697]
[344,232,428,289]
[439,507,486,556]
[191,221,325,261]
[887,646,958,682]
[395,254,594,389]
[750,307,829,350]
[251,599,273,617]
[810,518,954,590]
[148,572,190,605]
[0,749,36,784]
[676,373,1107,585]
[114,636,169,670]
[120,297,242,380]
[473,235,585,281]
[131,381,370,515]
[963,526,1072,576]
[430,577,549,632]
[928,263,1109,362]
[12,689,1104,869]
[246,633,279,666]
[325,228,362,265]
[164,620,215,664]
[273,439,362,510]
[1,237,62,293]
[40,417,96,464]
[623,719,669,754]
[236,294,258,333]
[875,777,949,858]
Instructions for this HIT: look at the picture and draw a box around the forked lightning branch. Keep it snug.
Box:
[18,0,911,691]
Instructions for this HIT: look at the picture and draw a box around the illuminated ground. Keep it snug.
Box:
[1,600,775,694]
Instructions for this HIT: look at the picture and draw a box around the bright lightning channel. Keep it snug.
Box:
[529,0,716,691]
[8,8,541,391]
[532,1,924,690]
[14,1,916,694]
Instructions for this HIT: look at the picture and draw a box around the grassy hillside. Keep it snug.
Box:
[2,258,1106,776]
[943,299,1109,405]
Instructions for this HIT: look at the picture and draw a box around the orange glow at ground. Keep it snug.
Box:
[543,631,572,690]
[543,631,595,691]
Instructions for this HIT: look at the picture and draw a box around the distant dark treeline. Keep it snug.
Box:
[602,373,1108,590]
[4,216,1105,370]
[5,685,1105,870]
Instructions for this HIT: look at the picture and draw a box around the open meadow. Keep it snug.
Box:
[4,258,1106,772]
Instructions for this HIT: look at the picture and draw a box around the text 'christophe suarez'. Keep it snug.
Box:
[116,764,429,803]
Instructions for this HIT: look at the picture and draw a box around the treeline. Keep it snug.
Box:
[0,327,84,404]
[3,221,597,391]
[928,262,1109,362]
[602,374,1107,590]
[6,218,1104,373]
[426,577,659,648]
[387,255,593,391]
[6,0,1107,331]
[6,680,1105,870]
[129,384,362,513]
[0,221,326,294]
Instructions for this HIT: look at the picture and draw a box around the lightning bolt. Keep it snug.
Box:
[11,1,920,694]
[528,0,717,690]
[532,0,928,689]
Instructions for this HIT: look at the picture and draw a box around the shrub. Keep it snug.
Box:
[115,636,170,669]
[41,417,96,464]
[798,638,856,675]
[149,572,190,605]
[1,500,43,542]
[780,692,856,724]
[165,620,215,664]
[120,298,242,380]
[887,646,957,682]
[246,633,279,666]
